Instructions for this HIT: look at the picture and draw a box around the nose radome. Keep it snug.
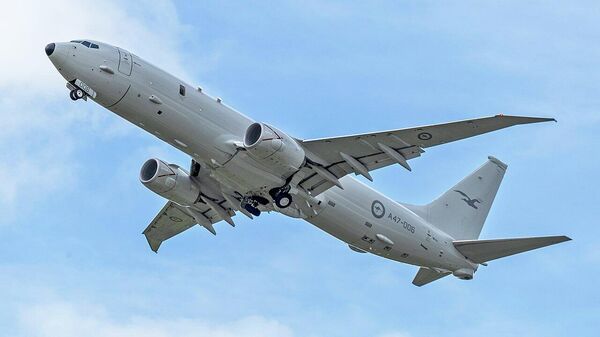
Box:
[45,43,55,56]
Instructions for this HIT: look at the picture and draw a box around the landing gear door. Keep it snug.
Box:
[117,48,133,76]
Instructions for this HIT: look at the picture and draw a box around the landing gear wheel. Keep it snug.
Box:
[244,203,261,217]
[74,89,85,99]
[70,89,85,101]
[275,193,292,208]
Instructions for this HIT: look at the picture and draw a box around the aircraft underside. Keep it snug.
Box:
[45,39,571,286]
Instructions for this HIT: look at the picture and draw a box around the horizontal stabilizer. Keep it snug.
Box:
[412,267,451,287]
[453,236,571,264]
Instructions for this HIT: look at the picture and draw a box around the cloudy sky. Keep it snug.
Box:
[1,1,598,336]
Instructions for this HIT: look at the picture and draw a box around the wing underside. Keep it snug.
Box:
[142,199,237,252]
[297,115,555,196]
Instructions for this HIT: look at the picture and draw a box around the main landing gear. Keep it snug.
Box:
[242,195,269,217]
[270,186,293,209]
[69,88,85,101]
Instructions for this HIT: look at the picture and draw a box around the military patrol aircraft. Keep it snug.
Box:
[46,40,570,286]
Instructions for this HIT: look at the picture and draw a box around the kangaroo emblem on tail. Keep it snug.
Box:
[454,190,481,209]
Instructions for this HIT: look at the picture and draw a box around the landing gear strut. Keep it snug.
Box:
[70,88,85,101]
[270,186,293,209]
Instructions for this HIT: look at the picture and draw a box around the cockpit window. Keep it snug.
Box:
[69,40,100,49]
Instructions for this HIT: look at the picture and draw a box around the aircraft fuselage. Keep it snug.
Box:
[45,40,485,278]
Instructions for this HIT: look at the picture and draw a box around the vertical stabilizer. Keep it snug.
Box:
[406,156,507,240]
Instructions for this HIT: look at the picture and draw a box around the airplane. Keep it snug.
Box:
[45,40,571,286]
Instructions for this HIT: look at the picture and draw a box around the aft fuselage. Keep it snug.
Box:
[46,40,475,274]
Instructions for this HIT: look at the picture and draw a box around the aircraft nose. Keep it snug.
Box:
[45,42,55,56]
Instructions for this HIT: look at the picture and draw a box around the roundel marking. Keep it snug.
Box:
[371,200,386,219]
[169,216,183,222]
[417,132,432,141]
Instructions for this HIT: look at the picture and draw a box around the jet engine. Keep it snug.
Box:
[243,122,305,177]
[140,158,200,206]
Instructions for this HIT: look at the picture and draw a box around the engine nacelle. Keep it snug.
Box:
[453,268,475,280]
[243,122,305,176]
[140,158,200,206]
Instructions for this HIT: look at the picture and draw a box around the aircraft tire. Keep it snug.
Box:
[275,193,292,208]
[74,89,85,99]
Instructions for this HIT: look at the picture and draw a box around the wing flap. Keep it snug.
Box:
[453,235,571,264]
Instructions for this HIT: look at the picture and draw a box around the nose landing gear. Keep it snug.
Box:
[69,88,85,101]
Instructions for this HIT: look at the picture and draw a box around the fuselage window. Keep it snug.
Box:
[70,40,99,49]
[179,84,186,96]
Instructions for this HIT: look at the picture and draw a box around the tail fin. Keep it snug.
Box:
[405,156,507,240]
[453,236,571,263]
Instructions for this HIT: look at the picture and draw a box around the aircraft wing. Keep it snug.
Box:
[142,199,237,252]
[297,115,555,196]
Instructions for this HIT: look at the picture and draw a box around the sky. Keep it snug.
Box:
[0,1,598,336]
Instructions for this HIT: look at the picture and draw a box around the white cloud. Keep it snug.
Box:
[0,0,189,213]
[16,300,294,337]
[0,0,188,93]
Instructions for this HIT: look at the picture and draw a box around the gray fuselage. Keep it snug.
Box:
[47,40,475,273]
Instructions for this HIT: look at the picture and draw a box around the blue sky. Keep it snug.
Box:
[1,1,598,336]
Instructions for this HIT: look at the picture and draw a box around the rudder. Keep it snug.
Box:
[406,156,507,240]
